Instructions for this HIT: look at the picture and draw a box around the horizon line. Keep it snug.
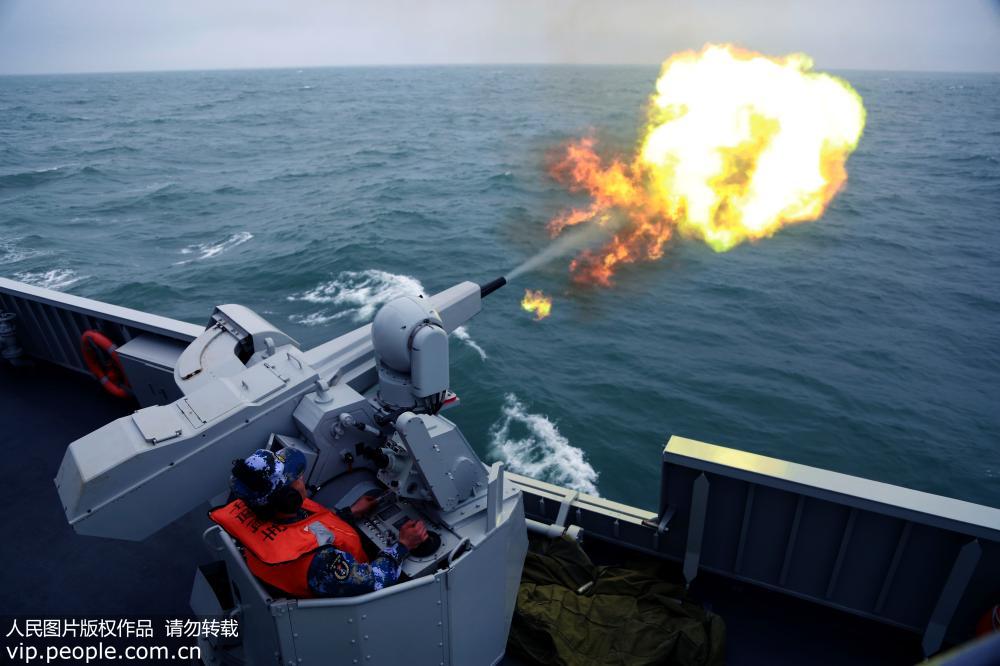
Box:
[2,61,1000,78]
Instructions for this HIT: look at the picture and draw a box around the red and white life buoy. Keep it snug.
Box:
[80,330,131,399]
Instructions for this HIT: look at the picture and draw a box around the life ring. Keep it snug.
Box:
[80,330,131,399]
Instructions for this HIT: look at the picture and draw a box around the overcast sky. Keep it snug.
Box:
[1,0,998,75]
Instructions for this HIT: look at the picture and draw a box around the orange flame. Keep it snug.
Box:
[521,289,553,320]
[549,44,866,286]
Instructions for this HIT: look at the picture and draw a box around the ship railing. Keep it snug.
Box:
[0,277,200,376]
[511,435,1000,656]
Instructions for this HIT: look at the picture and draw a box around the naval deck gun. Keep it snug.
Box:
[55,277,527,665]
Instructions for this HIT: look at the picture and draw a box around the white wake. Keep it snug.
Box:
[287,269,487,360]
[489,393,599,496]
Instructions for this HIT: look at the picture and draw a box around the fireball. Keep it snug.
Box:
[549,44,866,285]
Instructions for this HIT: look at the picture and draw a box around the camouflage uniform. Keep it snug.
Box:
[270,505,409,596]
[228,448,410,597]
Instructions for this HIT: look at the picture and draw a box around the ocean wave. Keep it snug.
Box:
[0,163,109,189]
[176,231,253,263]
[0,165,71,189]
[946,153,999,165]
[12,269,84,291]
[82,144,140,157]
[22,110,90,123]
[351,147,411,159]
[287,269,486,359]
[489,393,599,496]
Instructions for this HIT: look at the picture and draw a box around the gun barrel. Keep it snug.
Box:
[479,277,507,299]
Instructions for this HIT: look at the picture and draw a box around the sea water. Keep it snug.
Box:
[1,66,997,509]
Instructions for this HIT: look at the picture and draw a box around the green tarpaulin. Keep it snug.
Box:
[509,536,725,666]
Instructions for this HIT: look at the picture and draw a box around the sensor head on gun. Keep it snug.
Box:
[371,296,449,412]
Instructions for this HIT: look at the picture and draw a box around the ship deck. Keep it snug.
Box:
[0,360,924,664]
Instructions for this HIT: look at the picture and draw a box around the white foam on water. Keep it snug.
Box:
[289,270,425,320]
[176,231,253,263]
[489,393,599,496]
[287,269,487,359]
[13,269,84,291]
[289,311,350,327]
[452,326,487,361]
[0,238,46,264]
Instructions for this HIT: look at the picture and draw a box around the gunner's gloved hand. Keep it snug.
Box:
[398,520,428,550]
[350,495,379,518]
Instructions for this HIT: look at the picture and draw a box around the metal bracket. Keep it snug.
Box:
[447,538,471,568]
[922,539,982,657]
[486,463,505,531]
[646,506,676,550]
[683,473,710,587]
[643,505,676,532]
[554,490,579,529]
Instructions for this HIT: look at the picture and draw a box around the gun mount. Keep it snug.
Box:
[55,277,526,665]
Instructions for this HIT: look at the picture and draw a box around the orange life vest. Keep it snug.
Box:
[210,497,369,598]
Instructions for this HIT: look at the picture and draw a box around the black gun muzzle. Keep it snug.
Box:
[480,276,507,298]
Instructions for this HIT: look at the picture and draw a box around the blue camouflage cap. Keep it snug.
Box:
[231,447,307,507]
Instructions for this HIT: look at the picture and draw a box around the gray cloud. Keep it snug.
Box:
[0,0,998,75]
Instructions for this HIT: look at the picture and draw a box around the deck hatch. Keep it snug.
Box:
[236,363,287,402]
[132,406,184,444]
[182,383,244,426]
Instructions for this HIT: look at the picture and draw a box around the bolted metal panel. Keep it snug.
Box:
[922,540,983,657]
[879,523,967,630]
[781,498,853,599]
[733,484,755,574]
[737,484,800,586]
[660,436,1000,647]
[778,495,805,586]
[54,306,87,371]
[829,511,910,611]
[212,528,282,666]
[660,460,697,558]
[289,577,446,666]
[28,297,74,369]
[699,474,752,573]
[874,521,913,615]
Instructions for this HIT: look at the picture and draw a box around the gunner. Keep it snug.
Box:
[210,447,428,597]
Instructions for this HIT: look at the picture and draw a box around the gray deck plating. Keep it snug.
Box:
[0,361,212,616]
